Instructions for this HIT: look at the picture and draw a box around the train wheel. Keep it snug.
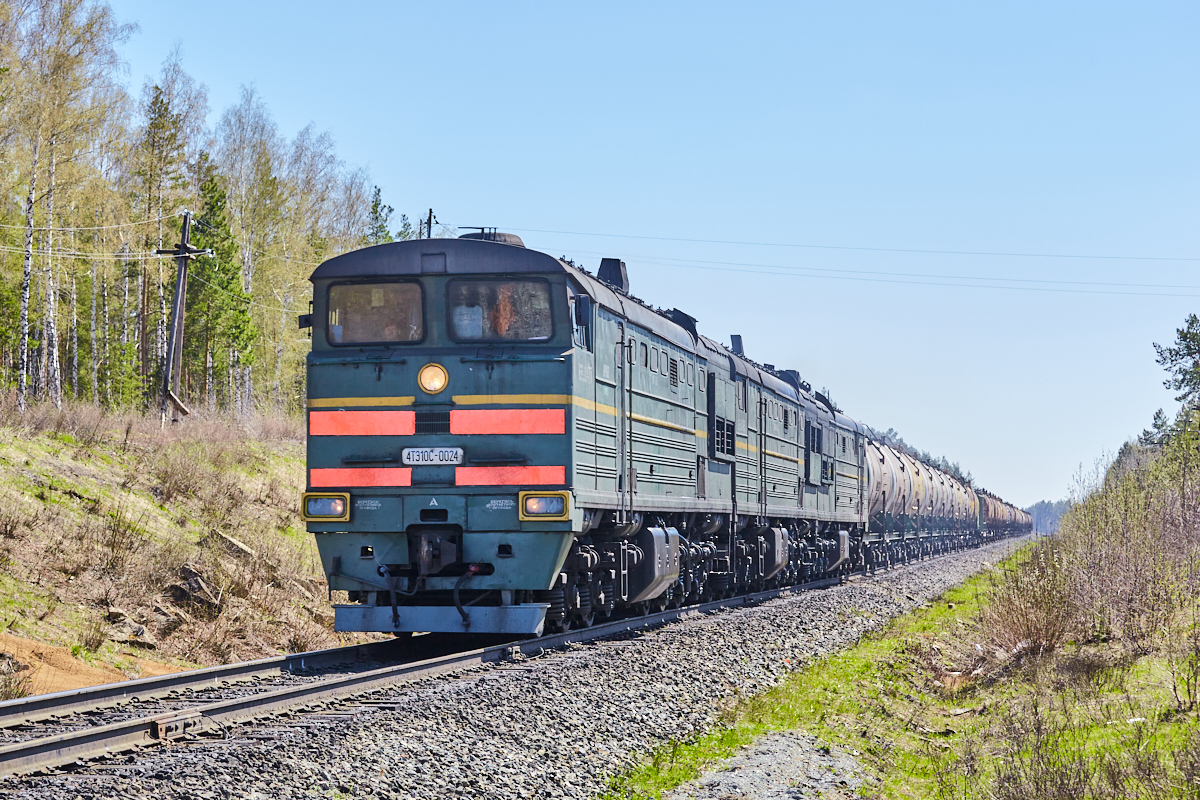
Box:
[596,580,616,620]
[573,584,595,628]
[537,588,568,634]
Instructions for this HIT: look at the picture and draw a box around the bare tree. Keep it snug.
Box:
[215,86,282,296]
[12,0,133,410]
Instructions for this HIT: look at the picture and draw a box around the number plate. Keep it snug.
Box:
[402,447,463,466]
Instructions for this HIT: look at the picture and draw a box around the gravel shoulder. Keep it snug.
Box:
[663,730,864,800]
[2,539,1024,800]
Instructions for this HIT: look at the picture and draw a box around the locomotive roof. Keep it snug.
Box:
[309,236,865,432]
[309,237,561,280]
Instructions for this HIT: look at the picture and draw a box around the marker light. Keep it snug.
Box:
[418,362,448,394]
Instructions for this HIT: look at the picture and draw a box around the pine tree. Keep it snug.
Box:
[366,185,393,246]
[185,157,256,411]
[394,213,416,241]
[1154,314,1200,405]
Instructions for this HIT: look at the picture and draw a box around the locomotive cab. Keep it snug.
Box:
[304,234,581,635]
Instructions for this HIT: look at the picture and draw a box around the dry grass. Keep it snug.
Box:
[0,671,31,701]
[0,394,374,670]
[978,544,1074,661]
[923,431,1200,799]
[0,394,304,446]
[975,429,1200,673]
[77,616,106,653]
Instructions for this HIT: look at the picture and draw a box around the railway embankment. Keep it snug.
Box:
[4,539,1021,799]
[620,441,1200,800]
[0,400,368,697]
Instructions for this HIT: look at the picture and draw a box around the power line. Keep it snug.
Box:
[0,213,180,233]
[250,251,322,267]
[618,257,1200,298]
[509,226,1200,263]
[585,251,1200,292]
[0,244,163,260]
[188,269,300,315]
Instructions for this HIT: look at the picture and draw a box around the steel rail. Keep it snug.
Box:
[1,536,1023,779]
[0,574,848,778]
[0,639,406,730]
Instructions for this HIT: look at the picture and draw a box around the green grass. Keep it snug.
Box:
[599,573,1002,800]
[0,571,57,635]
[599,551,1200,800]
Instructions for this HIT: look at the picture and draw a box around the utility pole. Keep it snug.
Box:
[155,210,209,427]
[426,208,434,239]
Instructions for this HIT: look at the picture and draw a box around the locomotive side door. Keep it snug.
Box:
[592,306,626,505]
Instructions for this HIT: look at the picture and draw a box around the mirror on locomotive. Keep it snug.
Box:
[570,292,593,350]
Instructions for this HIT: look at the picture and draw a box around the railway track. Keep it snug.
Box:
[0,572,854,778]
[2,536,1022,780]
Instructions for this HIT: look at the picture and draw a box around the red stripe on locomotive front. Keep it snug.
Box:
[309,410,415,436]
[310,467,412,487]
[449,408,565,435]
[454,466,566,486]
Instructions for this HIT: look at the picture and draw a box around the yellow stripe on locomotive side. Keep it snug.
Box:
[308,396,415,408]
[629,412,695,435]
[453,393,576,407]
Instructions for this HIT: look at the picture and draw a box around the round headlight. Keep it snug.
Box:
[418,362,448,394]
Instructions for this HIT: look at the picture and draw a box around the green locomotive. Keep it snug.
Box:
[301,232,1029,635]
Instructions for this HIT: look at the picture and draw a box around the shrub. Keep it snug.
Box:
[78,616,106,653]
[0,670,31,701]
[979,543,1074,661]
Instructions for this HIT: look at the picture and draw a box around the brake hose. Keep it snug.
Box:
[454,564,480,629]
[378,564,402,628]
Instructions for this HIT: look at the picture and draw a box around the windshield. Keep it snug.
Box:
[327,282,423,345]
[447,279,553,342]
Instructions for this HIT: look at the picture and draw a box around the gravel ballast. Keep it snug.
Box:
[3,539,1024,800]
[663,731,865,800]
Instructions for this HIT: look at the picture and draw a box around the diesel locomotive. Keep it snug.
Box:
[300,231,1030,636]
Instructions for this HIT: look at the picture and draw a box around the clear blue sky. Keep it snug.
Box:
[109,1,1199,507]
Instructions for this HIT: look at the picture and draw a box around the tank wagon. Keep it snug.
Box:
[300,232,1030,636]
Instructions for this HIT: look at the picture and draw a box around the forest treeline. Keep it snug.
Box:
[0,0,420,417]
[862,424,973,486]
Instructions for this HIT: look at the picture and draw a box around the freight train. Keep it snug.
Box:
[300,231,1030,636]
